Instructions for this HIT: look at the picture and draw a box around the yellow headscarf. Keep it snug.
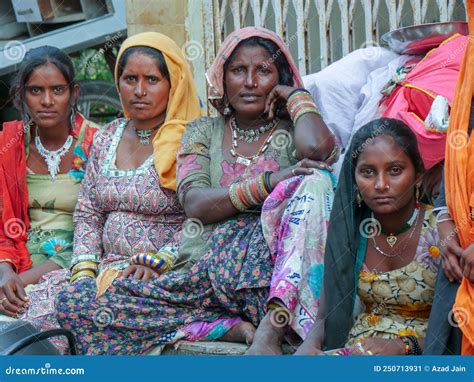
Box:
[115,32,202,190]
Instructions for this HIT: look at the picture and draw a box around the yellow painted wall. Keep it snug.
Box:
[125,0,187,47]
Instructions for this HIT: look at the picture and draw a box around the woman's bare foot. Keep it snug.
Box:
[219,321,256,344]
[245,310,288,355]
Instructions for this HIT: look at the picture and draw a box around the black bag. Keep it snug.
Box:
[0,320,77,355]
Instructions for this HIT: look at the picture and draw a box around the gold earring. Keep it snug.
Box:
[356,190,363,207]
[415,185,420,201]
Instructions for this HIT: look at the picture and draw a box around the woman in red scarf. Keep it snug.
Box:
[0,46,99,317]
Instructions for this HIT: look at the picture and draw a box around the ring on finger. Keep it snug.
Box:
[291,169,297,176]
[366,350,374,355]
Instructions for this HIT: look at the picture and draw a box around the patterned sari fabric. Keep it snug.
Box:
[56,115,334,354]
[22,119,185,352]
[325,208,441,355]
[0,114,99,351]
[56,214,271,355]
[261,172,335,339]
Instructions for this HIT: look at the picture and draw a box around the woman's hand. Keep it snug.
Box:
[0,269,28,317]
[351,338,404,356]
[270,158,332,189]
[121,265,160,281]
[438,220,464,283]
[461,242,474,283]
[264,85,295,120]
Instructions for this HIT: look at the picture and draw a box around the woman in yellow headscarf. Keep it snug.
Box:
[39,33,205,352]
[67,32,204,289]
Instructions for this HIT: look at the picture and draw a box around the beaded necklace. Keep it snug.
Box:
[229,117,279,166]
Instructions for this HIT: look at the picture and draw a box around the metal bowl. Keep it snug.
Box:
[381,21,468,55]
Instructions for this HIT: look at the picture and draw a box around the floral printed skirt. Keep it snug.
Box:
[261,171,335,339]
[55,215,273,354]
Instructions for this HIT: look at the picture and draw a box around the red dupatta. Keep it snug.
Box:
[0,121,31,273]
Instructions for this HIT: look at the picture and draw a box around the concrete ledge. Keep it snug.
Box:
[157,341,295,355]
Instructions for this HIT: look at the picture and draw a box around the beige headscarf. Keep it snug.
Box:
[115,32,202,190]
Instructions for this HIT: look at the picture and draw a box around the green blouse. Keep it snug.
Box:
[174,115,298,270]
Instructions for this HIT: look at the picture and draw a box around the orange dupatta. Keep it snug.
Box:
[446,0,474,355]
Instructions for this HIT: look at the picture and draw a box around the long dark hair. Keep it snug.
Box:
[350,118,425,177]
[116,46,170,85]
[322,117,425,350]
[10,46,77,118]
[223,36,294,86]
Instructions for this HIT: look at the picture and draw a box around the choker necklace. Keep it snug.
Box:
[371,202,420,248]
[229,117,279,166]
[230,115,279,143]
[35,133,74,181]
[371,207,421,258]
[135,128,156,145]
[134,120,164,145]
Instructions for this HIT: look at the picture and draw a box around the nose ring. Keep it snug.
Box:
[385,185,390,190]
[253,83,257,88]
[142,91,147,96]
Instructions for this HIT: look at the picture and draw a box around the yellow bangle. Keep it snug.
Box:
[70,269,96,283]
[71,261,98,275]
[229,183,247,211]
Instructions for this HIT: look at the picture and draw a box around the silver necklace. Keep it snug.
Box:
[371,209,421,258]
[35,133,73,181]
[229,118,279,166]
[230,115,280,143]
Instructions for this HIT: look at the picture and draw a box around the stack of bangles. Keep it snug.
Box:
[286,88,321,124]
[130,247,176,274]
[229,171,273,212]
[400,335,422,355]
[70,260,98,283]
